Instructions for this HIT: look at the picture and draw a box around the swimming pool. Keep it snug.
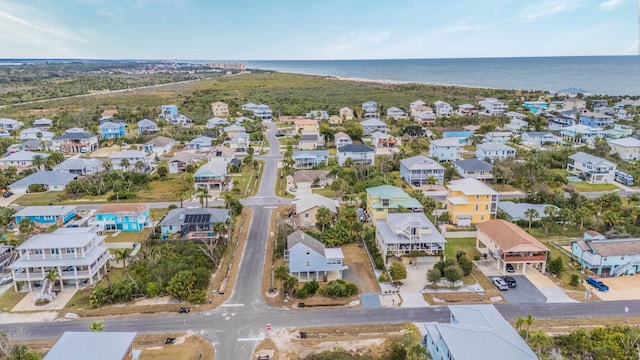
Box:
[567,176,582,182]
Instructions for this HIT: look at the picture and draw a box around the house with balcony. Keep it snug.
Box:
[305,110,329,120]
[433,100,453,117]
[168,151,198,174]
[605,124,634,139]
[371,131,398,148]
[366,185,423,221]
[161,105,178,118]
[211,101,230,117]
[93,204,149,232]
[337,144,375,166]
[137,119,159,135]
[0,118,23,132]
[454,158,493,180]
[99,121,126,139]
[166,113,193,127]
[53,158,105,176]
[19,128,54,141]
[580,112,614,128]
[476,219,549,274]
[428,138,463,162]
[503,118,529,133]
[339,107,354,120]
[224,124,246,138]
[187,136,215,152]
[44,331,141,360]
[284,230,345,282]
[334,132,352,147]
[228,132,251,150]
[521,131,564,147]
[109,150,154,173]
[567,152,616,184]
[572,232,640,277]
[159,207,229,237]
[446,178,498,226]
[143,136,174,156]
[561,124,604,145]
[0,151,50,172]
[419,305,538,360]
[207,117,229,128]
[375,213,445,260]
[194,159,233,192]
[400,155,445,186]
[456,103,477,116]
[51,132,99,154]
[360,118,387,135]
[414,111,436,124]
[361,101,378,118]
[479,98,507,115]
[483,132,512,144]
[476,142,516,161]
[242,103,272,120]
[9,171,78,194]
[9,227,111,292]
[386,107,407,120]
[293,193,339,228]
[608,137,640,161]
[14,206,76,227]
[293,150,329,169]
[33,118,53,130]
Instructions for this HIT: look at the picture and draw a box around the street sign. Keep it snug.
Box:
[266,324,272,331]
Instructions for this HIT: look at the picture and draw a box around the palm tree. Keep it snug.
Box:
[44,268,59,285]
[103,160,113,170]
[115,248,132,267]
[273,265,290,296]
[524,208,539,229]
[196,187,210,208]
[134,160,145,173]
[88,321,105,332]
[119,158,130,171]
[32,154,46,171]
[18,218,36,235]
[316,207,333,232]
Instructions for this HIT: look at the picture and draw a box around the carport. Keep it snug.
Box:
[476,220,549,275]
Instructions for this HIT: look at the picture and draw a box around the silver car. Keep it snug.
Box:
[493,277,509,291]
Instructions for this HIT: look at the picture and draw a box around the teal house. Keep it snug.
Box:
[14,206,76,227]
[93,204,149,232]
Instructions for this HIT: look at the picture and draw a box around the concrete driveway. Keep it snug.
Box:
[492,275,547,304]
[524,269,577,303]
[590,275,640,301]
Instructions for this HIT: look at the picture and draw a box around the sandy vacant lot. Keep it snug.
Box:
[589,275,640,301]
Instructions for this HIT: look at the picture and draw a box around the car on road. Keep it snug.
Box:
[586,277,609,291]
[502,276,517,288]
[2,191,13,198]
[493,277,509,291]
[506,263,515,273]
[0,273,12,285]
[179,307,190,313]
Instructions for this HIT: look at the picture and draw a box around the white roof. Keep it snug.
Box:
[400,155,444,170]
[360,118,386,126]
[15,205,76,218]
[195,159,228,177]
[294,193,338,214]
[477,142,515,151]
[608,137,640,148]
[110,150,147,159]
[44,332,137,360]
[447,178,498,195]
[324,247,344,259]
[17,230,103,250]
[430,138,460,147]
[0,151,49,162]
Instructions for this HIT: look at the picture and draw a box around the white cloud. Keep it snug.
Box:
[0,11,89,44]
[516,0,583,21]
[598,0,626,10]
[624,40,639,55]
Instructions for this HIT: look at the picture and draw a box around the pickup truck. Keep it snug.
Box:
[586,277,609,291]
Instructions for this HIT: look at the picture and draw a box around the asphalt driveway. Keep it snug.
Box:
[492,275,547,304]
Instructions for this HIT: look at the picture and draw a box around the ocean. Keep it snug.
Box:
[244,56,640,96]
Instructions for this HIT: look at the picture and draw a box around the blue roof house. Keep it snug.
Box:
[94,204,150,232]
[14,206,76,227]
[161,105,178,118]
[137,119,159,135]
[580,111,614,128]
[99,122,126,139]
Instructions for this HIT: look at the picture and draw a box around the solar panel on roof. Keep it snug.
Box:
[184,214,211,224]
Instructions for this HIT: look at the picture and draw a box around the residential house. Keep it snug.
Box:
[10,227,111,292]
[19,128,54,141]
[137,119,159,135]
[159,207,229,237]
[187,136,215,152]
[33,118,53,130]
[99,121,126,139]
[375,213,445,259]
[65,127,85,134]
[556,87,590,97]
[211,101,229,117]
[560,124,604,145]
[614,98,640,108]
[0,118,23,132]
[446,178,499,226]
[366,185,423,221]
[227,132,250,150]
[605,124,634,139]
[497,202,559,222]
[567,151,616,183]
[293,194,339,228]
[479,98,507,115]
[298,132,322,150]
[442,131,473,145]
[522,101,548,114]
[292,150,329,169]
[360,118,387,135]
[592,99,610,108]
[483,131,512,144]
[433,100,453,117]
[361,101,378,118]
[93,204,150,232]
[9,171,78,194]
[224,124,246,138]
[337,144,375,166]
[234,116,253,125]
[328,116,342,125]
[242,103,273,120]
[12,140,46,153]
[208,145,236,164]
[206,117,229,128]
[333,132,352,147]
[109,150,154,173]
[594,105,615,116]
[386,107,407,119]
[44,331,140,360]
[409,100,426,110]
[166,114,193,127]
[143,136,174,156]
[100,109,118,120]
[284,230,345,282]
[339,107,354,120]
[399,155,445,186]
[454,158,493,180]
[505,111,527,121]
[563,97,587,110]
[572,232,640,276]
[475,142,516,161]
[456,103,477,116]
[293,170,331,193]
[608,137,640,161]
[419,304,538,360]
[14,206,76,227]
[305,110,329,120]
[53,158,105,176]
[413,111,436,124]
[580,112,614,128]
[521,131,564,147]
[168,152,197,174]
[371,131,398,148]
[0,151,49,172]
[51,132,99,154]
[194,159,233,192]
[428,138,463,162]
[476,219,549,274]
[503,118,529,133]
[616,108,634,121]
[161,105,178,118]
[0,246,13,273]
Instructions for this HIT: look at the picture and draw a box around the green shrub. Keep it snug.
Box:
[378,273,389,282]
[322,279,358,298]
[569,274,580,287]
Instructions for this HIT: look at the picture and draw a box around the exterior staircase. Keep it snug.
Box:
[33,278,57,303]
[611,261,640,277]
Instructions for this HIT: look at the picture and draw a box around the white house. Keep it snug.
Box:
[360,118,387,135]
[503,118,529,133]
[53,158,105,176]
[479,98,506,115]
[483,131,512,144]
[337,144,375,166]
[109,150,155,173]
[0,118,23,132]
[333,132,352,147]
[51,132,99,154]
[386,107,407,120]
[194,158,232,192]
[143,136,174,156]
[19,128,54,141]
[137,119,159,135]
[284,230,345,282]
[521,131,564,147]
[0,151,49,172]
[375,213,446,259]
[293,193,339,228]
[428,138,462,162]
[561,124,605,146]
[476,142,516,161]
[567,152,616,184]
[206,117,229,128]
[187,136,215,152]
[433,100,453,117]
[454,158,494,180]
[33,118,53,130]
[608,137,640,161]
[399,155,445,186]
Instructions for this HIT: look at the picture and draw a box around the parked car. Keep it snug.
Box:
[493,277,509,291]
[502,276,517,288]
[0,273,12,285]
[179,307,190,313]
[586,277,609,291]
[2,191,13,198]
[506,264,515,273]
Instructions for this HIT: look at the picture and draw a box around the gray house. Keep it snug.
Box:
[284,230,345,282]
[9,171,78,193]
[53,158,105,176]
[159,207,230,237]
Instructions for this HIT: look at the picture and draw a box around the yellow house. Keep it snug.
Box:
[294,119,319,134]
[446,178,499,226]
[366,185,423,221]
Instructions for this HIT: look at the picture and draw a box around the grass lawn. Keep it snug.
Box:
[278,137,297,147]
[0,288,27,312]
[150,208,170,220]
[444,237,481,260]
[13,191,63,206]
[275,169,288,198]
[328,148,337,156]
[65,268,127,310]
[106,228,152,243]
[566,181,619,192]
[137,177,191,202]
[233,161,264,197]
[312,188,337,198]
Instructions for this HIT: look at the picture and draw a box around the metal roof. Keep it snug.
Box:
[10,171,78,188]
[159,207,229,227]
[44,332,137,360]
[14,205,76,218]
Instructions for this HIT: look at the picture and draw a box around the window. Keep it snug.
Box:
[34,249,43,255]
[485,205,489,210]
[304,214,309,218]
[66,248,75,254]
[382,199,390,207]
[51,249,59,255]
[306,250,310,255]
[305,261,311,268]
[475,205,479,211]
[44,216,54,220]
[476,195,479,199]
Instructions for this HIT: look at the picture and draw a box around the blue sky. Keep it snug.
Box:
[0,0,637,59]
